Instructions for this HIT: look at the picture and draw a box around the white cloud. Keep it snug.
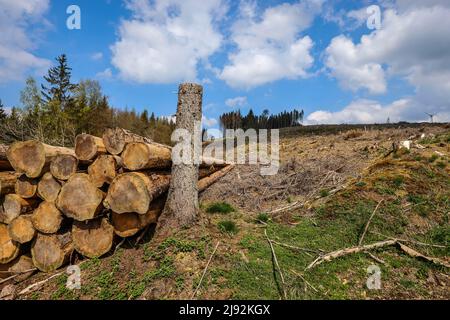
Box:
[96,68,113,79]
[111,0,226,84]
[202,115,218,127]
[225,96,247,108]
[306,98,450,125]
[219,0,323,89]
[325,4,450,118]
[0,0,51,83]
[91,52,103,61]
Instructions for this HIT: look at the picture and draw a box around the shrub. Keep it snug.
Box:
[218,220,238,234]
[206,202,235,214]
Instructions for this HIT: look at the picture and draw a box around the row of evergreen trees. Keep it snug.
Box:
[219,109,304,131]
[0,55,175,146]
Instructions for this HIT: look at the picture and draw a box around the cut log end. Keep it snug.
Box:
[50,155,78,180]
[104,173,151,214]
[32,202,63,234]
[122,142,171,171]
[6,140,46,178]
[72,218,114,258]
[31,232,72,272]
[87,155,118,188]
[15,175,38,199]
[8,215,36,244]
[75,134,105,161]
[37,172,61,202]
[1,194,37,224]
[56,173,104,221]
[0,223,20,264]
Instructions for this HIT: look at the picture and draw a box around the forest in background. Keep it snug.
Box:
[0,54,305,147]
[0,54,176,146]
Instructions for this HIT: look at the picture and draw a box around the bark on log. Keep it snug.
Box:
[6,140,75,178]
[72,218,114,258]
[31,202,63,234]
[1,195,38,224]
[31,232,73,272]
[50,155,78,180]
[7,215,36,244]
[87,155,121,188]
[102,127,156,155]
[56,173,104,221]
[0,172,20,196]
[0,144,13,171]
[0,223,20,264]
[158,83,203,232]
[104,172,171,214]
[111,196,166,238]
[122,142,172,171]
[15,175,38,199]
[37,172,61,202]
[75,134,106,161]
[198,165,234,191]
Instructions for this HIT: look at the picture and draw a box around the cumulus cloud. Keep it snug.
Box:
[324,3,450,121]
[225,96,247,108]
[96,68,113,79]
[111,0,225,84]
[0,0,51,83]
[202,115,218,127]
[91,52,103,61]
[219,0,323,89]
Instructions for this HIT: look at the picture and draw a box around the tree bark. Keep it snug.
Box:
[102,127,155,155]
[87,155,121,188]
[7,214,36,244]
[50,154,78,180]
[31,201,63,234]
[72,218,114,258]
[157,83,203,232]
[0,223,20,264]
[1,194,38,224]
[15,175,38,199]
[56,173,104,221]
[0,172,20,196]
[122,142,172,171]
[31,232,73,272]
[75,134,106,161]
[37,172,61,202]
[6,140,75,178]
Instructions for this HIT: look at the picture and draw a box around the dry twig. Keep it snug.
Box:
[358,199,383,246]
[191,241,220,299]
[265,229,288,299]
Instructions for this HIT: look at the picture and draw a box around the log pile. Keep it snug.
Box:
[0,128,232,275]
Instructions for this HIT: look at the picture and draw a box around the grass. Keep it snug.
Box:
[206,202,235,214]
[218,220,238,235]
[256,212,270,223]
[221,150,450,300]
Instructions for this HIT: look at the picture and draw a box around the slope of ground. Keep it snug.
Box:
[10,126,449,300]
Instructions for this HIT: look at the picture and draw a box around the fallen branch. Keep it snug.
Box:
[0,268,37,285]
[265,229,287,300]
[397,242,450,269]
[358,199,383,246]
[191,241,220,299]
[18,271,65,296]
[306,239,397,270]
[370,231,446,248]
[290,269,318,293]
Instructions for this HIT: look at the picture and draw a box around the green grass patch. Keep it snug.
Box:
[206,202,235,214]
[218,220,238,235]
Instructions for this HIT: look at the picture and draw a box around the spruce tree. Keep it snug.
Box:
[41,54,77,107]
[0,99,7,121]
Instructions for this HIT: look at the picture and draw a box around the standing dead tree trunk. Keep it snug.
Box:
[157,83,203,234]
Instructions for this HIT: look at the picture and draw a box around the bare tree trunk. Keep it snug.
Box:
[157,83,203,234]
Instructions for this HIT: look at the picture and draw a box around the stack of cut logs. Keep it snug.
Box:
[0,128,232,276]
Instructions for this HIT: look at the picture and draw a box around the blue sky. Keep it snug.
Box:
[1,0,449,127]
